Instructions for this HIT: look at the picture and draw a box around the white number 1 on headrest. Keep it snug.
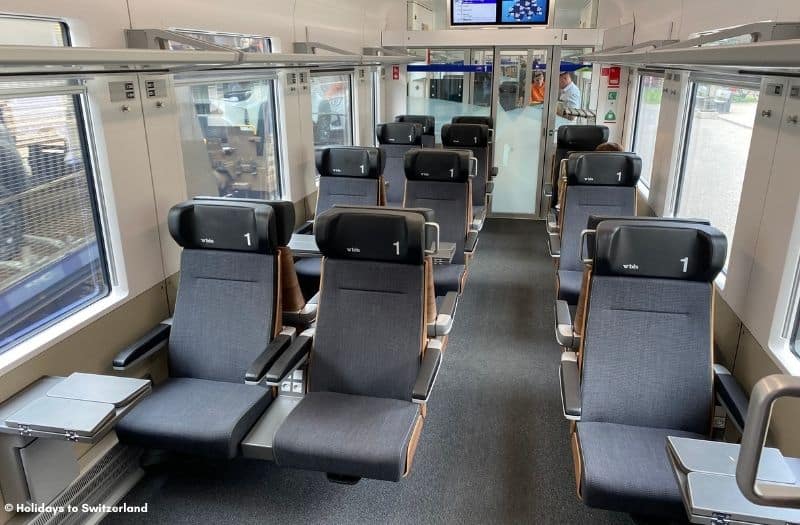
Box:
[449,168,454,178]
[393,241,400,255]
[680,257,689,273]
[244,233,252,247]
[360,164,365,174]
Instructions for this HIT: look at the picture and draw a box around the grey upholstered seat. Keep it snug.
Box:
[556,152,641,305]
[441,123,491,226]
[377,122,423,206]
[394,115,436,148]
[549,125,609,216]
[570,219,728,518]
[273,208,437,482]
[403,149,474,295]
[117,199,282,458]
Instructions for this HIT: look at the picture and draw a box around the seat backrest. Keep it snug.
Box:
[315,147,384,215]
[551,125,609,208]
[452,116,495,170]
[580,220,727,434]
[403,149,472,265]
[559,153,641,273]
[312,207,431,400]
[167,199,280,383]
[377,122,424,206]
[395,115,436,148]
[441,123,490,207]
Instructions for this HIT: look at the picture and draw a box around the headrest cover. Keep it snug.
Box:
[593,220,727,282]
[376,122,423,146]
[315,207,428,265]
[452,116,493,129]
[316,147,384,179]
[586,215,710,231]
[190,197,294,247]
[169,200,277,254]
[332,204,435,223]
[567,152,642,186]
[404,148,472,182]
[394,115,435,135]
[557,125,609,150]
[441,123,489,148]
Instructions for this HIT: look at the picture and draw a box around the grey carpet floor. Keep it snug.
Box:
[103,219,674,525]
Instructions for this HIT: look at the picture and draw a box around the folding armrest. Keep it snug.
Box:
[547,232,561,259]
[486,181,494,194]
[413,339,443,404]
[265,329,314,386]
[472,208,487,232]
[543,182,553,199]
[113,321,171,371]
[244,330,295,384]
[294,220,314,235]
[554,300,577,348]
[465,230,479,255]
[546,209,559,235]
[560,352,581,420]
[283,302,317,327]
[307,291,320,306]
[491,167,499,179]
[714,364,749,433]
[428,291,458,337]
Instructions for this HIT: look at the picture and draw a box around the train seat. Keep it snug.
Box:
[452,115,497,180]
[441,122,492,230]
[377,122,424,207]
[295,147,385,298]
[403,149,478,296]
[114,199,294,458]
[394,114,436,148]
[559,219,748,518]
[269,207,442,482]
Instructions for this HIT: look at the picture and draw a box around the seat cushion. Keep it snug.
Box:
[273,391,420,481]
[433,264,465,296]
[557,269,583,305]
[577,421,705,518]
[116,378,271,458]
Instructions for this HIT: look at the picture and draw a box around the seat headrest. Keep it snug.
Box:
[566,152,642,186]
[333,204,435,223]
[394,115,435,135]
[593,220,727,282]
[376,122,423,146]
[316,147,384,179]
[169,199,277,254]
[586,215,710,231]
[315,207,429,265]
[441,123,489,148]
[191,197,295,247]
[404,148,472,182]
[556,125,609,149]
[452,116,493,129]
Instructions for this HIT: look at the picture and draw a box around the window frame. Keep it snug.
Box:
[310,69,356,147]
[172,70,285,200]
[630,70,665,192]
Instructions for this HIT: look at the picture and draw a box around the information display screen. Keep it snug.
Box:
[451,0,549,26]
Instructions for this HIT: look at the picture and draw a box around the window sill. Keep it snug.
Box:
[766,339,800,377]
[0,289,130,376]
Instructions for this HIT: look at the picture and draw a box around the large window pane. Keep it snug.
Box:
[632,74,664,188]
[0,17,67,46]
[676,82,759,268]
[311,73,353,147]
[0,92,109,352]
[176,78,282,200]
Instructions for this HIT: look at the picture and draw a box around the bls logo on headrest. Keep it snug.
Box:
[346,247,361,253]
[583,177,595,182]
[332,168,343,173]
[622,263,639,271]
[420,172,430,177]
[200,238,215,245]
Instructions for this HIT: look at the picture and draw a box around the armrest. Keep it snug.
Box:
[244,333,294,384]
[283,301,317,327]
[307,291,320,306]
[543,182,553,198]
[428,292,458,337]
[413,340,443,404]
[547,232,561,259]
[486,181,494,194]
[491,167,499,179]
[294,220,313,235]
[546,209,559,235]
[554,300,577,348]
[265,329,314,386]
[714,364,749,433]
[465,230,479,254]
[113,322,171,371]
[560,352,581,420]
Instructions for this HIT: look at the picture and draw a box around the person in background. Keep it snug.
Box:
[558,71,582,109]
[530,71,545,104]
[595,142,624,152]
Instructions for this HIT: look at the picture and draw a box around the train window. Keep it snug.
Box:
[0,89,110,353]
[168,30,272,53]
[175,76,282,200]
[311,73,354,147]
[631,73,665,189]
[0,16,68,46]
[674,80,760,270]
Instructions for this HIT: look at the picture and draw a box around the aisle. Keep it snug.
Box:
[104,219,641,525]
